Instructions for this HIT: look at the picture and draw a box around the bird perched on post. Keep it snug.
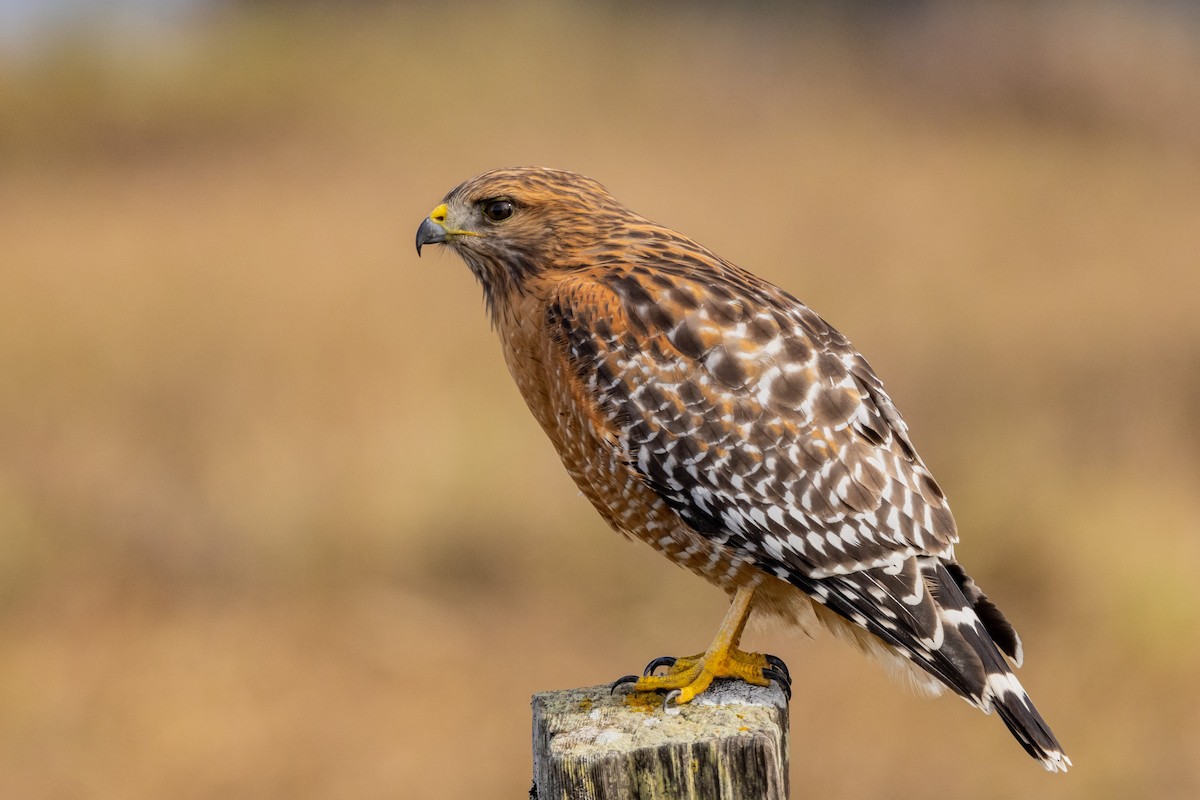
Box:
[415,167,1070,772]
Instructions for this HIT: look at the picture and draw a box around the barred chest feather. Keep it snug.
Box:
[495,291,760,591]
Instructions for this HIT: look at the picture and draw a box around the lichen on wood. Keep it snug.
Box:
[532,680,789,800]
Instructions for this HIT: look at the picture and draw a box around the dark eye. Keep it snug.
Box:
[482,199,514,222]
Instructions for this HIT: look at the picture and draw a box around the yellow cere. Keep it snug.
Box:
[427,202,480,237]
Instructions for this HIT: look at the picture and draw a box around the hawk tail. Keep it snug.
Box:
[802,557,1070,771]
[927,561,1072,772]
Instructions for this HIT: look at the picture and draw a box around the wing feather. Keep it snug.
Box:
[546,264,957,579]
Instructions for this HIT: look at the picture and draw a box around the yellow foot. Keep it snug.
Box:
[610,586,791,706]
[636,647,788,704]
[615,650,791,705]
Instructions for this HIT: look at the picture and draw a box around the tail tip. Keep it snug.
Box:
[1040,749,1072,773]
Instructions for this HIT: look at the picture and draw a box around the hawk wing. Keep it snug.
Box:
[545,263,959,581]
[543,263,1053,735]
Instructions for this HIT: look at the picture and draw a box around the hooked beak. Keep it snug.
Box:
[416,202,480,256]
[415,216,446,256]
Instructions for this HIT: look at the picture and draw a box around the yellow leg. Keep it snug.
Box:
[632,586,773,704]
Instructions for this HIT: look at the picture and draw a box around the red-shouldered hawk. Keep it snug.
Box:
[415,167,1069,771]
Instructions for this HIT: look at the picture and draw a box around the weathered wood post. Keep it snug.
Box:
[531,680,789,800]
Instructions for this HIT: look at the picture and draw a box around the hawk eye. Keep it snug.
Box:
[482,199,514,222]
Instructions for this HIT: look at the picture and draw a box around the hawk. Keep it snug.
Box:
[415,167,1069,771]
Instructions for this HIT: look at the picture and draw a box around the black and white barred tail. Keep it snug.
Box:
[794,555,1071,772]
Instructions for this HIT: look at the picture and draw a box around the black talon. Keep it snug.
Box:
[762,667,792,700]
[663,689,682,711]
[764,654,791,683]
[643,656,677,677]
[609,674,640,695]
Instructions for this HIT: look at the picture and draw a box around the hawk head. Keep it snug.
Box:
[416,167,632,313]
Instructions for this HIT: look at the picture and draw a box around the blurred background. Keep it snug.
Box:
[2,0,1199,797]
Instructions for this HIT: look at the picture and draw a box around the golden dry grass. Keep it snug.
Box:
[2,2,1199,798]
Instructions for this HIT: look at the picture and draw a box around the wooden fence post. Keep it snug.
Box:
[531,680,789,800]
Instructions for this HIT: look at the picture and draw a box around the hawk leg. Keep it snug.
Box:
[624,586,790,704]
